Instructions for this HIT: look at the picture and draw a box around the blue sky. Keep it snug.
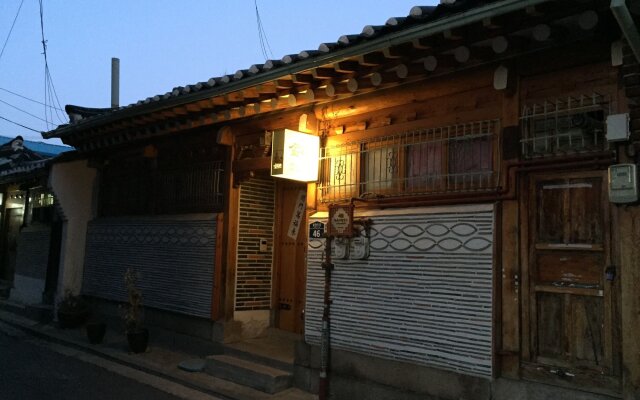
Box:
[0,1,438,144]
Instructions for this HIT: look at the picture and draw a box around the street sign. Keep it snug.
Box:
[328,204,354,237]
[309,221,326,239]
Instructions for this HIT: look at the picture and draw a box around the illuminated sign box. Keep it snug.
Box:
[271,129,319,182]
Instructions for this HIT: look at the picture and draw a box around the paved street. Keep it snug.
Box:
[0,327,200,400]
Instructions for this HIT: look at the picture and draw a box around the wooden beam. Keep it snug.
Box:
[333,61,360,73]
[312,67,340,80]
[412,37,432,50]
[346,77,376,93]
[358,52,386,66]
[292,74,315,84]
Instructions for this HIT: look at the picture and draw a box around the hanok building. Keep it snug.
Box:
[44,1,640,399]
[0,136,69,307]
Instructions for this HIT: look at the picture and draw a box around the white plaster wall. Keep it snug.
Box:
[10,275,45,304]
[49,159,96,298]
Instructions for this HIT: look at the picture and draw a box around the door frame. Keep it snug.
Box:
[519,169,621,395]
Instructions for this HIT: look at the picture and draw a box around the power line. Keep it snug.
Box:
[0,0,25,65]
[0,115,42,133]
[38,0,65,129]
[254,0,274,61]
[0,87,64,111]
[0,98,56,125]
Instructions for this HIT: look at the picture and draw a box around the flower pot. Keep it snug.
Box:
[57,309,88,329]
[86,322,106,344]
[127,328,149,353]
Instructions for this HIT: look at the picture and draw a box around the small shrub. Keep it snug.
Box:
[122,268,143,333]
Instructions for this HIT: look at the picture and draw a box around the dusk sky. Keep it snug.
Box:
[0,1,438,144]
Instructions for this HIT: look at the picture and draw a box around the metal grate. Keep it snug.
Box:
[318,119,500,203]
[520,93,609,158]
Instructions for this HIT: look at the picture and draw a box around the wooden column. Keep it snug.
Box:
[619,207,640,399]
[499,67,521,378]
[222,132,240,322]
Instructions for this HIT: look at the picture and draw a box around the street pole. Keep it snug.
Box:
[318,233,333,400]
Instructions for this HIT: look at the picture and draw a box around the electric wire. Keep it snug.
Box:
[0,0,25,65]
[0,98,55,125]
[38,0,65,129]
[0,87,64,111]
[0,115,42,133]
[254,0,274,61]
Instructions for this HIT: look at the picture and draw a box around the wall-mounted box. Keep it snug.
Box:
[609,164,638,203]
[606,113,630,142]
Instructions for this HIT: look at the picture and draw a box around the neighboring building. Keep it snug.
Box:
[42,1,640,399]
[0,136,70,306]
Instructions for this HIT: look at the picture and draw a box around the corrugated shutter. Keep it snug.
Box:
[305,205,494,377]
[83,215,216,318]
[15,226,51,280]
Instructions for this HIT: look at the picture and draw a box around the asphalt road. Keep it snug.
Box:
[0,327,185,400]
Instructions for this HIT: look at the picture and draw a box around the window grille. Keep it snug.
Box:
[520,93,609,158]
[318,119,500,203]
[100,142,226,217]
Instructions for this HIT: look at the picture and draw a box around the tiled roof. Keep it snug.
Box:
[45,0,501,134]
[0,136,51,181]
[0,135,71,157]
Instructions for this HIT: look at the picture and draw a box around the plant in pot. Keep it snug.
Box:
[122,268,148,353]
[56,290,89,329]
[86,320,107,345]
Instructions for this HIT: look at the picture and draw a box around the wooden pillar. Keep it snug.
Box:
[499,65,521,378]
[221,131,239,323]
[618,207,640,399]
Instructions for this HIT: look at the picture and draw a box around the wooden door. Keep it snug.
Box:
[522,171,619,393]
[273,182,307,333]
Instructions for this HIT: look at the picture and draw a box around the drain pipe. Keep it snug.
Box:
[611,0,640,63]
[319,232,333,400]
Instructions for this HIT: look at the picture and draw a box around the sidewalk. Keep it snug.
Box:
[0,308,316,400]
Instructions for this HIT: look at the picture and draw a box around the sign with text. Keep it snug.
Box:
[271,129,319,182]
[309,221,326,239]
[287,190,307,239]
[328,204,354,237]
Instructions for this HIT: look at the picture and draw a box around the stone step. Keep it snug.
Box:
[205,354,292,394]
[222,343,294,373]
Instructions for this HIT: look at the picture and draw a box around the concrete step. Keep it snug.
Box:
[223,343,294,373]
[205,354,292,394]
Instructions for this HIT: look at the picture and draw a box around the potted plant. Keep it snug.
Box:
[86,320,107,344]
[56,290,89,329]
[122,268,148,353]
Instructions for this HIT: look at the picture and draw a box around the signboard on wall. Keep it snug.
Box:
[328,204,354,237]
[287,190,307,239]
[271,129,319,182]
[309,221,325,239]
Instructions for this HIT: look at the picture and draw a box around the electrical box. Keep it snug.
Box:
[332,237,350,259]
[606,113,630,142]
[609,164,638,203]
[259,239,268,252]
[350,236,370,260]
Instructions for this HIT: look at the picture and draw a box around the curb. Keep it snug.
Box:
[0,311,237,400]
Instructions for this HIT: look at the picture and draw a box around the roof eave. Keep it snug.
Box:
[43,0,551,140]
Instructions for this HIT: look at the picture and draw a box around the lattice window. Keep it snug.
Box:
[318,119,500,203]
[520,93,609,158]
[100,140,226,216]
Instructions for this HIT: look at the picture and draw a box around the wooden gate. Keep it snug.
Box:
[521,171,620,394]
[273,182,307,333]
